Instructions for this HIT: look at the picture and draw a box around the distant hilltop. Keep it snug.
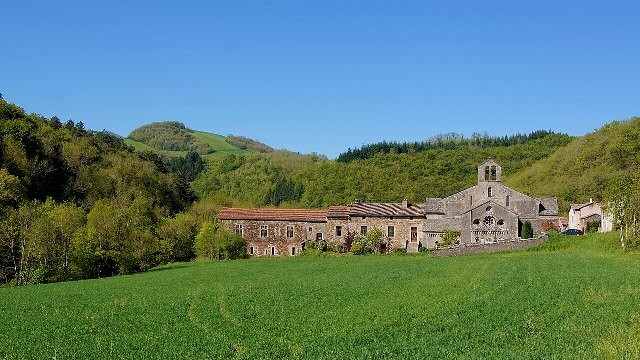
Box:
[125,121,274,157]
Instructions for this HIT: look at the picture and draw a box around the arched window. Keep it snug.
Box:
[488,187,493,197]
[483,216,495,226]
[506,195,510,207]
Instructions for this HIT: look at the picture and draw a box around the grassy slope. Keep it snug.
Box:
[125,129,246,157]
[1,233,639,359]
[190,130,246,155]
[508,118,640,210]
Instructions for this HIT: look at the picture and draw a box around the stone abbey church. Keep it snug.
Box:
[218,160,559,256]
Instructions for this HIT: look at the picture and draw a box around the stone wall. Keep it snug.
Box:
[326,216,424,250]
[220,219,328,257]
[429,234,548,257]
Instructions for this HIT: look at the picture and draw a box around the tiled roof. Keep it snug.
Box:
[327,206,350,218]
[539,198,559,216]
[423,218,462,232]
[425,198,444,213]
[217,208,328,222]
[348,202,424,217]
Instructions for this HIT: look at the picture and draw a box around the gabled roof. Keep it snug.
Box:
[327,206,350,219]
[539,198,559,216]
[217,208,328,223]
[463,200,518,217]
[570,201,597,211]
[348,202,424,217]
[423,217,461,232]
[425,198,444,214]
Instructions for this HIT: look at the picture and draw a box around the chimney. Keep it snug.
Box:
[402,198,409,208]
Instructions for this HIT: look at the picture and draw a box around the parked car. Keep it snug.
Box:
[561,228,583,235]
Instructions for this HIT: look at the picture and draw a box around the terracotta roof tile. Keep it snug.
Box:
[217,208,327,222]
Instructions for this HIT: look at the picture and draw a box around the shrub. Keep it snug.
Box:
[195,221,247,260]
[521,221,534,239]
[392,247,407,254]
[586,220,600,233]
[326,241,345,253]
[440,229,461,247]
[350,243,365,255]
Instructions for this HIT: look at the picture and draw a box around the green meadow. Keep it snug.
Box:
[1,232,639,359]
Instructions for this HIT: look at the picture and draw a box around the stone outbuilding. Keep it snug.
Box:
[568,200,613,233]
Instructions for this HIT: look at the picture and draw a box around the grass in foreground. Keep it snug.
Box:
[1,232,639,359]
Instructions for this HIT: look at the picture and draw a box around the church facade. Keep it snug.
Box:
[217,160,558,256]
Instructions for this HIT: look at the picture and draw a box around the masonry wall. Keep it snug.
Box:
[326,217,424,250]
[220,219,328,257]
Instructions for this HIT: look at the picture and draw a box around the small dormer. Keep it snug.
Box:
[478,160,502,183]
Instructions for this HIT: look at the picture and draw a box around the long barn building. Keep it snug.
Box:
[217,160,559,256]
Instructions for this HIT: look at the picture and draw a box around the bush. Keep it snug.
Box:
[586,220,600,233]
[195,221,247,260]
[439,229,460,247]
[392,247,407,254]
[326,241,345,253]
[521,221,534,239]
[350,243,365,255]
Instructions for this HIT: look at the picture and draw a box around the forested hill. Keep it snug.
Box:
[337,130,569,162]
[0,100,219,286]
[126,121,273,156]
[508,117,640,211]
[192,132,574,209]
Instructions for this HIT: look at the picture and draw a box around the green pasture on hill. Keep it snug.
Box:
[124,131,246,158]
[1,233,639,359]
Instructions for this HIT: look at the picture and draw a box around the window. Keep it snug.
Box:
[497,219,504,225]
[488,187,493,197]
[316,233,323,241]
[388,226,395,237]
[260,225,268,237]
[250,246,254,255]
[483,216,495,226]
[506,195,510,207]
[308,227,312,232]
[271,246,275,256]
[360,226,367,235]
[286,225,294,238]
[235,224,243,237]
[335,225,342,237]
[291,247,296,256]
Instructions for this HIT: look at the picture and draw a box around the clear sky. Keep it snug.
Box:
[2,1,638,158]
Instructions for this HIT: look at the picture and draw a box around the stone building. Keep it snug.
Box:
[568,200,613,233]
[423,160,558,248]
[216,208,328,257]
[217,160,559,256]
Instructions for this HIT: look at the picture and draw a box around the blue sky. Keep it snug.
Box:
[2,1,638,158]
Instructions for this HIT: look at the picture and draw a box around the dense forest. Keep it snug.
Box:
[0,101,235,286]
[192,133,573,208]
[337,130,565,162]
[2,98,638,286]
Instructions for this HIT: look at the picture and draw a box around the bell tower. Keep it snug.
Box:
[478,160,502,183]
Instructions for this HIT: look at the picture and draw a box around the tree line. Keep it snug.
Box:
[337,130,566,162]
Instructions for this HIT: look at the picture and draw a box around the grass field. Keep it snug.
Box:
[1,232,639,359]
[124,130,246,158]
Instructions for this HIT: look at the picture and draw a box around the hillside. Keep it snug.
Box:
[1,232,638,358]
[126,121,272,157]
[192,132,573,208]
[508,117,640,211]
